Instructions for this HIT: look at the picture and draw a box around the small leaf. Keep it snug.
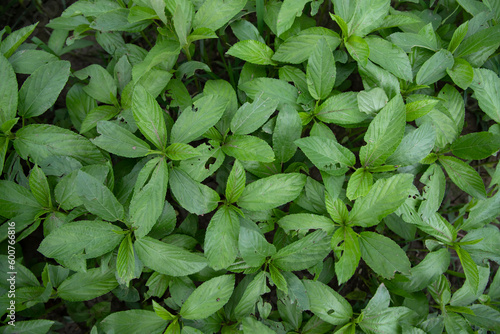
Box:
[116,234,137,287]
[456,246,479,294]
[331,226,360,284]
[346,168,373,201]
[446,58,474,90]
[29,165,51,208]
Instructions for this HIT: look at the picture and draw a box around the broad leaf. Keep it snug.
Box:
[303,280,352,326]
[14,124,106,165]
[116,234,137,287]
[205,205,240,270]
[349,173,413,227]
[92,121,151,158]
[278,213,336,235]
[230,93,279,135]
[237,173,306,211]
[225,160,246,204]
[58,268,118,301]
[193,0,247,31]
[359,95,406,167]
[135,236,207,276]
[416,50,454,86]
[347,0,390,37]
[222,135,275,162]
[359,231,411,279]
[132,85,168,150]
[101,310,167,334]
[29,165,51,208]
[331,226,360,284]
[0,54,18,125]
[315,92,367,125]
[273,105,302,163]
[180,275,235,319]
[439,156,486,199]
[346,168,373,200]
[239,78,298,109]
[239,218,276,267]
[365,36,412,81]
[470,68,500,123]
[169,167,220,215]
[296,136,355,175]
[38,220,123,264]
[226,40,276,65]
[307,38,336,100]
[345,35,369,67]
[271,230,330,271]
[451,132,500,160]
[276,0,312,36]
[386,122,436,166]
[170,94,228,144]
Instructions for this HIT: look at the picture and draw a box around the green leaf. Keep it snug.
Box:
[187,27,218,43]
[456,246,479,294]
[358,60,400,99]
[446,58,474,90]
[9,49,59,74]
[303,279,352,325]
[1,23,38,58]
[205,205,240,270]
[0,180,42,220]
[273,105,302,163]
[386,122,436,166]
[239,78,298,110]
[222,135,275,163]
[80,105,120,134]
[177,61,211,79]
[237,173,306,211]
[359,94,406,167]
[276,0,312,36]
[296,136,355,175]
[347,0,390,37]
[193,0,246,31]
[180,275,235,320]
[462,191,500,230]
[395,248,450,292]
[165,143,200,160]
[345,35,369,67]
[18,61,70,118]
[444,312,473,334]
[416,50,454,86]
[359,284,413,334]
[29,165,51,208]
[234,272,269,319]
[231,94,279,135]
[455,25,500,59]
[331,226,360,284]
[315,92,367,125]
[170,94,228,144]
[269,263,288,293]
[462,304,500,332]
[226,40,276,65]
[448,21,469,54]
[349,173,413,227]
[452,132,500,160]
[169,167,220,215]
[1,320,54,334]
[330,13,349,38]
[226,160,246,203]
[359,231,410,279]
[346,168,373,200]
[58,268,118,301]
[130,158,168,238]
[418,165,446,221]
[326,194,349,224]
[439,156,486,200]
[152,300,175,321]
[470,68,500,123]
[14,124,106,165]
[239,218,276,267]
[101,310,167,334]
[278,213,336,235]
[405,95,440,122]
[76,170,125,222]
[241,316,276,334]
[38,220,123,265]
[132,85,168,150]
[230,20,265,43]
[272,27,341,64]
[92,121,151,158]
[178,143,225,182]
[116,234,137,287]
[135,236,207,276]
[271,230,330,271]
[74,64,117,104]
[0,54,18,126]
[357,88,388,116]
[307,38,336,100]
[365,36,412,81]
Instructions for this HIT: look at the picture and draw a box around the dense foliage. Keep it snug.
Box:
[1,0,500,333]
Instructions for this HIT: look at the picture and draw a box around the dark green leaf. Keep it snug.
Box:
[439,156,486,200]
